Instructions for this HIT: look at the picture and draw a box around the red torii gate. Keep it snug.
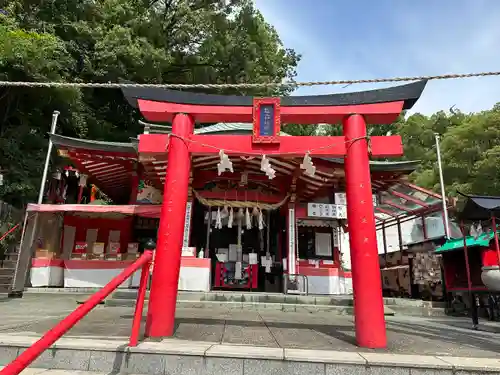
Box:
[122,80,427,348]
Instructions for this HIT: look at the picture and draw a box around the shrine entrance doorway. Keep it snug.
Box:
[190,198,285,293]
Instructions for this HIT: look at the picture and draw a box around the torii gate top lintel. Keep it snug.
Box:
[122,80,427,125]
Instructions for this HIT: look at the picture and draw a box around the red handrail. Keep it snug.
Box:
[0,250,153,375]
[129,257,151,346]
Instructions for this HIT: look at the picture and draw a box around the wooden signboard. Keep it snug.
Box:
[252,97,281,143]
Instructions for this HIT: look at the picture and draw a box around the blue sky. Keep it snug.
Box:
[253,0,500,115]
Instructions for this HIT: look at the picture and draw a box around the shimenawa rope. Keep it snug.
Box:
[193,190,289,210]
[0,71,499,89]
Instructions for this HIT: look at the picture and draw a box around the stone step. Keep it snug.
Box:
[104,298,400,315]
[3,252,19,260]
[111,290,355,306]
[0,275,13,285]
[1,260,17,269]
[0,334,495,375]
[0,283,11,293]
[109,290,445,309]
[0,268,15,276]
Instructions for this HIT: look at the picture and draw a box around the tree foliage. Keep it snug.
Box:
[0,0,300,207]
[284,105,500,198]
[1,0,499,208]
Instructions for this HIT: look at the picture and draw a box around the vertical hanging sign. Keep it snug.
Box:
[288,207,296,276]
[182,201,193,248]
[252,97,281,143]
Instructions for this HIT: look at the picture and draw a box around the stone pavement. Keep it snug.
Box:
[1,293,499,358]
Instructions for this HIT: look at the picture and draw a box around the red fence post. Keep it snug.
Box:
[129,250,152,347]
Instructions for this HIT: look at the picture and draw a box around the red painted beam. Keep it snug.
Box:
[192,170,289,190]
[139,134,404,157]
[369,136,403,157]
[389,189,429,207]
[398,181,442,199]
[137,99,405,125]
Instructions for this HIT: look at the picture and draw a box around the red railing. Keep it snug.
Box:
[0,250,153,375]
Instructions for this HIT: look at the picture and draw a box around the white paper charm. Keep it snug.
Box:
[215,207,222,229]
[228,207,234,228]
[245,208,252,229]
[258,210,264,230]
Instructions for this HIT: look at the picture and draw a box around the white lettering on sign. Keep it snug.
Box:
[334,192,377,207]
[182,201,193,248]
[307,203,347,219]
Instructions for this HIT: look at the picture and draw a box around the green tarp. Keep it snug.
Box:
[435,232,496,253]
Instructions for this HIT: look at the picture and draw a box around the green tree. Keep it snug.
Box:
[0,0,300,207]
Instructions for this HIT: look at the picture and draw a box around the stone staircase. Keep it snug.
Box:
[105,290,446,317]
[0,249,18,296]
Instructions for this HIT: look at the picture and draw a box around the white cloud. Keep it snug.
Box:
[254,0,500,115]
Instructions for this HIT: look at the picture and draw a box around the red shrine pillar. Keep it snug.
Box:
[146,113,194,337]
[343,114,387,348]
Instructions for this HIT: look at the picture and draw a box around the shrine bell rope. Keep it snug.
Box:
[193,190,289,211]
[1,70,500,89]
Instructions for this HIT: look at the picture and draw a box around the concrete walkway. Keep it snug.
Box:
[2,335,500,375]
[1,294,499,357]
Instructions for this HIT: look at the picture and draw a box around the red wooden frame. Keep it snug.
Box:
[139,134,404,157]
[214,262,258,289]
[252,97,281,144]
[197,190,284,203]
[137,99,405,124]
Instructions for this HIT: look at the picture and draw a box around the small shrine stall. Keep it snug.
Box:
[436,193,500,324]
[23,204,210,291]
[437,194,500,293]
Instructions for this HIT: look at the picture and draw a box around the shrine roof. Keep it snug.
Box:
[51,134,138,203]
[194,122,291,135]
[122,80,427,110]
[457,192,500,221]
[50,127,421,207]
[51,134,137,154]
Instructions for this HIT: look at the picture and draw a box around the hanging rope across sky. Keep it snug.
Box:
[0,71,499,90]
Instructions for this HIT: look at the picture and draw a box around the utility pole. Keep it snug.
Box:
[435,133,450,238]
[37,111,60,204]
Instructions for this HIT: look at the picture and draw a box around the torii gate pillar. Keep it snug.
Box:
[145,113,194,337]
[343,114,386,348]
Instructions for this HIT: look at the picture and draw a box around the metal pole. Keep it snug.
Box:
[37,111,60,204]
[435,133,450,238]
